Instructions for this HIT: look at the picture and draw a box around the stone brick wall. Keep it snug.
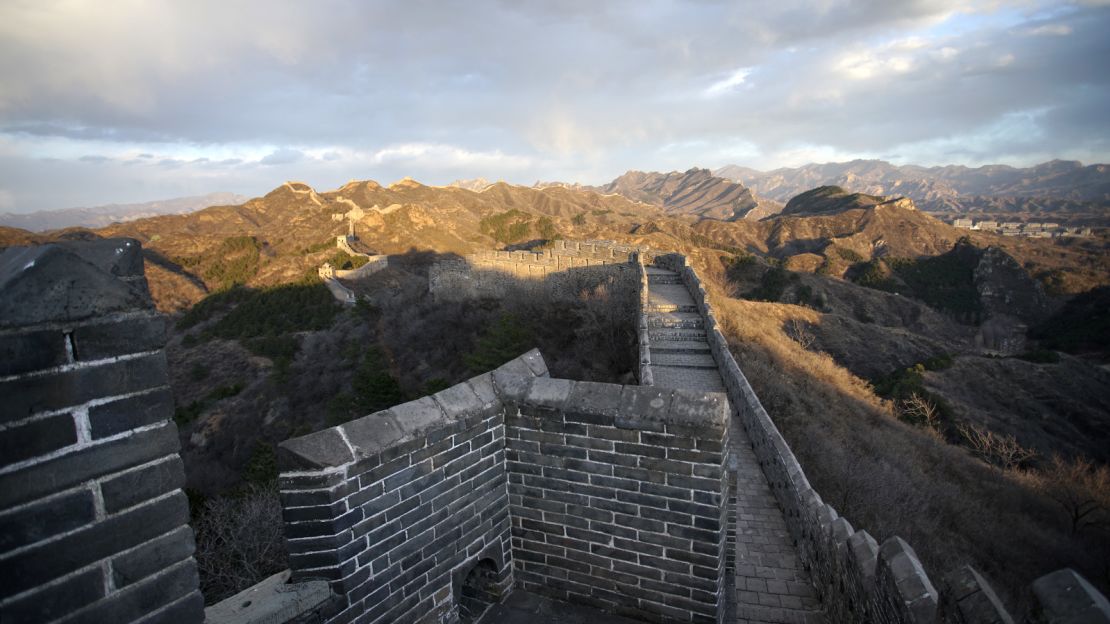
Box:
[502,377,730,624]
[278,348,731,624]
[0,240,204,624]
[275,352,551,623]
[334,255,388,280]
[634,252,653,386]
[429,239,642,302]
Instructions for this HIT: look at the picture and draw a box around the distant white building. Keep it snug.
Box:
[952,218,974,229]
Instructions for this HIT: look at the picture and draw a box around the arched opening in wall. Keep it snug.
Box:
[458,558,499,623]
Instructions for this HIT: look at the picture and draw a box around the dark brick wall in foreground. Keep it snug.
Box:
[503,378,730,624]
[277,359,529,624]
[0,240,203,624]
[278,350,730,624]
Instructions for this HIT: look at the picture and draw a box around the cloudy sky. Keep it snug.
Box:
[1,0,1108,211]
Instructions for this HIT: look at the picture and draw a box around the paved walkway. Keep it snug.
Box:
[478,590,643,624]
[645,267,726,392]
[645,266,824,624]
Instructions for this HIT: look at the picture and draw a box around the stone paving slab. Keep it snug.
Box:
[649,340,712,353]
[650,352,720,368]
[477,590,643,624]
[733,425,824,624]
[648,283,697,306]
[650,366,726,392]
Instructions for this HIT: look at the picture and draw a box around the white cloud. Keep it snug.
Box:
[703,67,754,97]
[366,143,534,170]
[1025,24,1072,36]
[0,0,1106,209]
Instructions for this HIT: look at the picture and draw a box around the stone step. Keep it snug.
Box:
[647,312,704,330]
[650,353,719,369]
[649,367,726,393]
[645,304,699,314]
[649,329,708,342]
[648,275,683,285]
[649,341,712,354]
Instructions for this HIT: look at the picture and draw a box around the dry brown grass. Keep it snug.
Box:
[713,294,1110,611]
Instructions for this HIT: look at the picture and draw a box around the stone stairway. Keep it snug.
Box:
[645,267,726,393]
[644,265,824,624]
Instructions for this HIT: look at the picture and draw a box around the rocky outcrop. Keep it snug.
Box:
[596,167,774,221]
[782,185,916,217]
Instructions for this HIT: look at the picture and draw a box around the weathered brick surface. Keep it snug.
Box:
[505,382,729,624]
[278,363,524,624]
[278,350,730,624]
[0,240,202,624]
[0,412,78,467]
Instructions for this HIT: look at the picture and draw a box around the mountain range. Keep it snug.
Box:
[587,168,781,221]
[715,159,1110,223]
[0,192,249,232]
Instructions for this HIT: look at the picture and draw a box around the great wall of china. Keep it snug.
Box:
[1,238,1107,624]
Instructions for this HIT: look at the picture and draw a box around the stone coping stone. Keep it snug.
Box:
[204,569,338,624]
[1032,568,1110,622]
[515,380,728,433]
[0,240,152,328]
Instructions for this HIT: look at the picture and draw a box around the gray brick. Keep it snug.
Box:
[0,424,179,508]
[0,565,105,624]
[0,328,67,377]
[112,526,196,588]
[0,491,189,599]
[64,559,198,624]
[0,487,95,554]
[100,455,184,513]
[0,352,168,423]
[71,314,166,361]
[88,388,173,439]
[0,412,77,467]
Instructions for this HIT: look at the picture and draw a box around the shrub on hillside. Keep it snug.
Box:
[203,236,262,290]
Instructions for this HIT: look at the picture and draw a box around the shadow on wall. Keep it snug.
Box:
[431,261,634,303]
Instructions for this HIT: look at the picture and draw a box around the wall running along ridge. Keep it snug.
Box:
[651,253,1110,624]
[635,252,653,386]
[319,235,390,305]
[429,239,646,302]
[276,350,732,624]
[0,239,206,624]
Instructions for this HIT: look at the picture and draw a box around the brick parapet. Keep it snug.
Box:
[634,252,653,386]
[278,348,731,623]
[275,351,549,623]
[0,239,204,624]
[503,378,730,623]
[428,239,644,302]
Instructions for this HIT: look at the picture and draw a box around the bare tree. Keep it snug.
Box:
[193,484,288,604]
[899,392,943,439]
[1035,455,1110,535]
[787,318,815,351]
[956,422,1037,471]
